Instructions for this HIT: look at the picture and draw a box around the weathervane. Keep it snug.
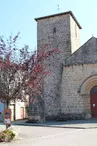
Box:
[57,5,60,12]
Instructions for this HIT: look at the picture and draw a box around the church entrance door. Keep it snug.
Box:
[90,86,97,118]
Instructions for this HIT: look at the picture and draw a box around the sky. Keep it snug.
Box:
[0,0,97,51]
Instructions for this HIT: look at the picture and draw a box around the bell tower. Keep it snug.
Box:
[35,11,82,120]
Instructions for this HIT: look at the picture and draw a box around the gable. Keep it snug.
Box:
[65,37,97,66]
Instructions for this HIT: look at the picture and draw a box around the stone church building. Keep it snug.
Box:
[34,11,97,121]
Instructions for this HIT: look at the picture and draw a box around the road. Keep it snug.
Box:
[0,125,97,146]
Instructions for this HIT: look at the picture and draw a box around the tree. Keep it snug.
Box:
[0,33,60,122]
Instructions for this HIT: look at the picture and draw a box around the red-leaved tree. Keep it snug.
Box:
[0,33,60,121]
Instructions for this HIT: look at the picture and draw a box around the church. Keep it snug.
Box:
[33,11,97,121]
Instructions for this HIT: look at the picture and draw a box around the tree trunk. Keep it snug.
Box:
[6,100,10,109]
[13,102,16,121]
[6,100,11,129]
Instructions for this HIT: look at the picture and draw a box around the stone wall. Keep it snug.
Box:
[61,63,97,119]
[70,15,80,53]
[36,12,81,120]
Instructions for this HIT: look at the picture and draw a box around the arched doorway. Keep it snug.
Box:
[90,86,97,118]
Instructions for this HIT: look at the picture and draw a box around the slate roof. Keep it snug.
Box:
[35,11,82,29]
[65,37,97,66]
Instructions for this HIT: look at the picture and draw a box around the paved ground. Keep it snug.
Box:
[0,119,97,146]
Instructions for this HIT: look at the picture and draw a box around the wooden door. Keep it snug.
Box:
[20,107,24,119]
[90,86,97,118]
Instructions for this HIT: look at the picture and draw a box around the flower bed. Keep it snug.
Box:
[0,127,16,142]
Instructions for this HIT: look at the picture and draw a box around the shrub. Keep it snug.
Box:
[0,127,16,142]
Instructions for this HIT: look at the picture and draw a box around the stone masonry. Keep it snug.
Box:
[35,11,81,120]
[61,64,97,119]
[29,11,97,121]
